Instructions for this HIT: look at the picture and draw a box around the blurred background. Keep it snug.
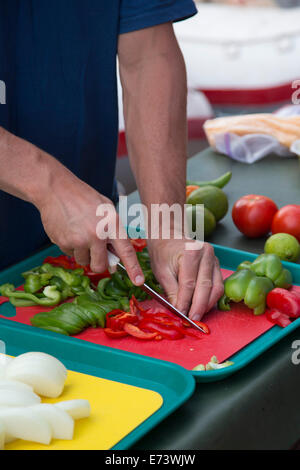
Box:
[116,0,300,194]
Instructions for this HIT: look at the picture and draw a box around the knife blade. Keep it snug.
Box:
[107,250,207,334]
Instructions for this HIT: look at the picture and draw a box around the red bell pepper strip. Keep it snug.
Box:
[193,321,210,335]
[130,239,147,252]
[106,310,139,330]
[103,328,129,339]
[266,288,300,318]
[265,309,292,328]
[123,322,159,340]
[140,312,183,328]
[138,318,184,340]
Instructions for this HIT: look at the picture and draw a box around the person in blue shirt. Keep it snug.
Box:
[0,0,224,321]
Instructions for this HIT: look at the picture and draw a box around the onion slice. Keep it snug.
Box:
[0,408,52,445]
[30,404,74,440]
[55,400,91,420]
[0,389,41,407]
[6,352,67,398]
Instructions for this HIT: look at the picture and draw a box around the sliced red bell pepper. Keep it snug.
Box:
[138,318,184,340]
[265,309,292,328]
[103,328,129,339]
[193,321,210,335]
[130,239,147,252]
[123,322,159,340]
[266,288,300,318]
[106,310,139,330]
[140,312,183,328]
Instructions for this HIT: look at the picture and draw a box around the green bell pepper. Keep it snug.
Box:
[237,253,292,289]
[0,283,62,307]
[218,269,274,315]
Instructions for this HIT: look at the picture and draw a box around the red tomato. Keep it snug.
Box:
[232,195,278,238]
[271,205,300,243]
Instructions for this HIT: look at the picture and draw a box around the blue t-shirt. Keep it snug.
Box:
[0,0,197,270]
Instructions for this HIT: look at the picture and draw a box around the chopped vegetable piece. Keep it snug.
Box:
[192,356,234,371]
[218,269,274,315]
[266,288,300,318]
[138,318,184,340]
[123,323,159,340]
[265,309,292,328]
[103,328,129,339]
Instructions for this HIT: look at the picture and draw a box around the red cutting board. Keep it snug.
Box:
[1,269,299,370]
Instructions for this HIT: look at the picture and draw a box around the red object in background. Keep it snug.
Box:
[232,195,278,238]
[271,205,300,243]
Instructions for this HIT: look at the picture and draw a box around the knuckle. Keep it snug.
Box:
[182,278,196,291]
[198,278,213,288]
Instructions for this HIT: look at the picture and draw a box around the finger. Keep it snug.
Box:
[206,257,225,312]
[89,241,109,273]
[155,268,179,306]
[73,247,91,267]
[188,244,215,321]
[111,238,144,286]
[176,249,201,315]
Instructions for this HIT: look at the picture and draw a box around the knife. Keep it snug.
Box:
[107,250,208,334]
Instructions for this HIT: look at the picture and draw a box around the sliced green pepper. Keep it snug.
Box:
[75,295,107,327]
[0,283,62,307]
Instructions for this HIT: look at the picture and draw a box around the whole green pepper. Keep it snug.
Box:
[218,269,274,315]
[237,254,292,289]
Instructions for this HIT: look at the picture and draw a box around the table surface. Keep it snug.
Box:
[128,148,300,450]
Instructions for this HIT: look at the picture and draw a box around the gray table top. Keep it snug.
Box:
[127,147,300,260]
[127,148,300,450]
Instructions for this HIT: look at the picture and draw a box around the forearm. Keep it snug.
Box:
[0,126,78,208]
[119,25,188,211]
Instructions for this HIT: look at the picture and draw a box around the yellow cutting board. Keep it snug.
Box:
[5,368,163,450]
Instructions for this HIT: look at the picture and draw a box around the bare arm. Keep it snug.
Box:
[118,24,224,319]
[0,127,144,283]
[118,23,187,210]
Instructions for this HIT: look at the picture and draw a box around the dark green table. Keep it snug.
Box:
[128,148,300,450]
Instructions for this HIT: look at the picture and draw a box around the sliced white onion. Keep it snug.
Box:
[55,400,91,420]
[0,389,41,407]
[0,421,5,450]
[0,380,34,393]
[30,404,74,440]
[0,408,52,445]
[6,352,67,398]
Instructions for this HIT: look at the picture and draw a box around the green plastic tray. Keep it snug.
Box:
[192,243,300,383]
[0,243,299,384]
[0,314,195,450]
